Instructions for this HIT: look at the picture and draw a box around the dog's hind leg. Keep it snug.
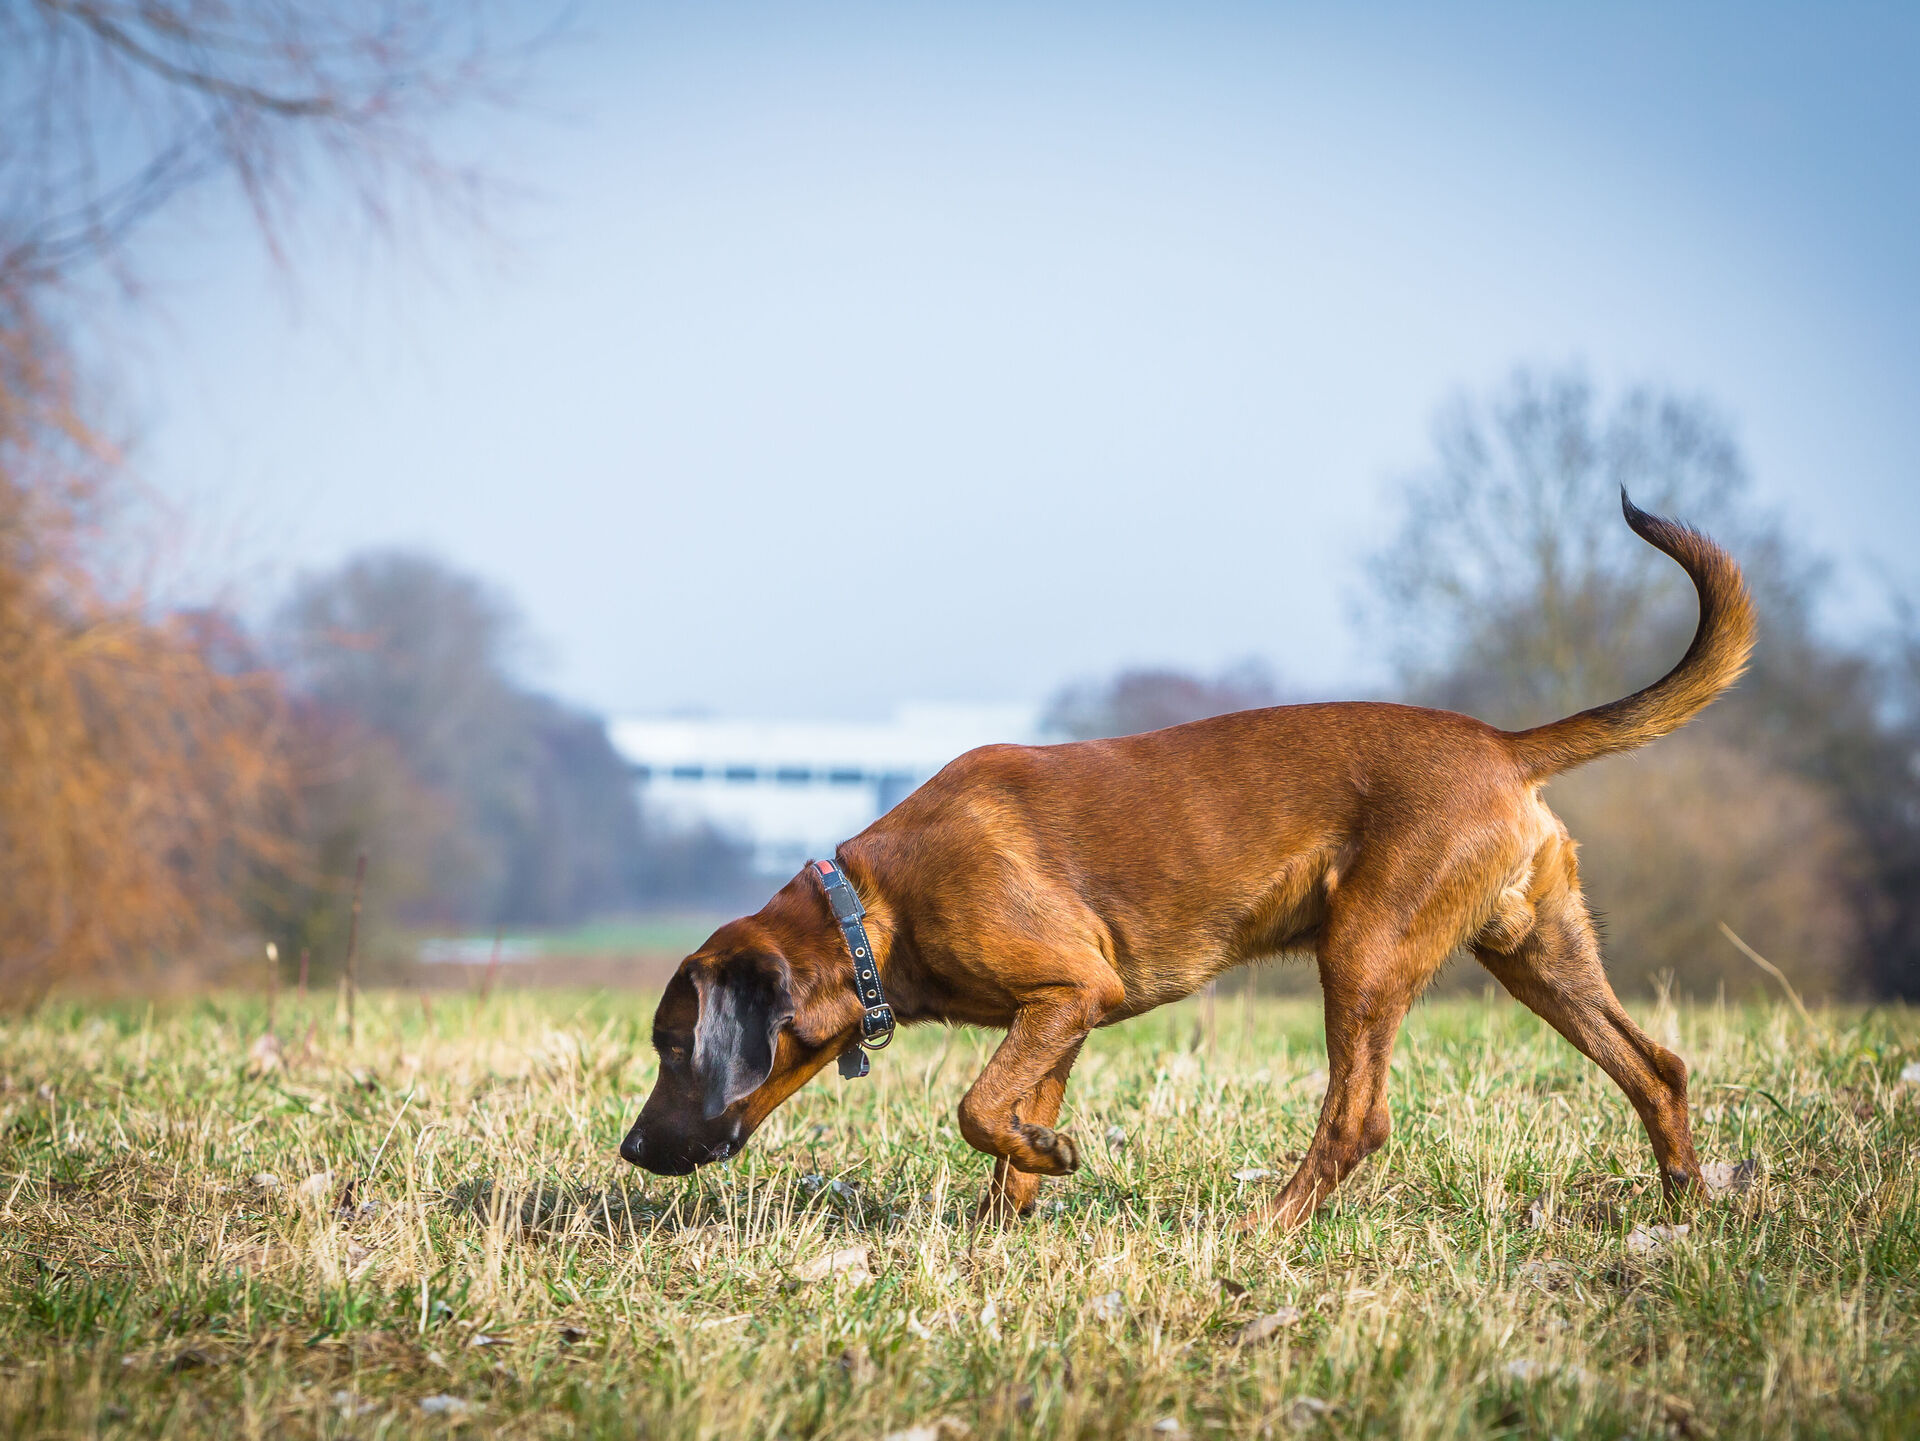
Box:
[1474,882,1703,1200]
[976,1041,1084,1222]
[1247,916,1453,1232]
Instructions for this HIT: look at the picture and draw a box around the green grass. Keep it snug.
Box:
[404,915,726,960]
[522,916,724,956]
[2,988,1916,1438]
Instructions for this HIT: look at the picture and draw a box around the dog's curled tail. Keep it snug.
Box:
[1505,489,1756,781]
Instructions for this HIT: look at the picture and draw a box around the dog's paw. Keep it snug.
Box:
[1236,1186,1315,1235]
[1009,1122,1079,1176]
[974,1187,1040,1225]
[977,1162,1043,1223]
[1659,1166,1707,1205]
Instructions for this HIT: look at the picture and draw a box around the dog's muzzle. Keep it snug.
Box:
[618,1126,650,1169]
[619,1124,737,1174]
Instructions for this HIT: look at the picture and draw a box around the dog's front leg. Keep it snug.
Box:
[958,979,1117,1218]
[978,1042,1085,1222]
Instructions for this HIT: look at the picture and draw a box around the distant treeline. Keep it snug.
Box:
[0,315,757,991]
[254,553,763,971]
[5,356,1916,999]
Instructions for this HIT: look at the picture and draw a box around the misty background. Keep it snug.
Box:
[3,1,1917,1001]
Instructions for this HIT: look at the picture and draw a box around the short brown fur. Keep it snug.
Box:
[622,493,1756,1227]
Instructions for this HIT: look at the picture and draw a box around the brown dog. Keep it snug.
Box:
[621,493,1754,1227]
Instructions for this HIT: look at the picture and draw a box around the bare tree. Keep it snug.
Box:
[1044,660,1282,740]
[1548,738,1869,1000]
[1364,366,1919,998]
[272,550,757,936]
[1366,368,1799,726]
[0,3,555,994]
[1,312,296,993]
[275,551,539,927]
[0,0,549,294]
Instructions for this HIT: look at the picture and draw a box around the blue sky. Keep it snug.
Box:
[109,1,1920,718]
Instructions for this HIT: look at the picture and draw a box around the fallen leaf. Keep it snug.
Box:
[879,1418,971,1441]
[1086,1290,1125,1322]
[1625,1223,1690,1255]
[1152,1418,1184,1436]
[297,1170,336,1203]
[695,1314,750,1331]
[1701,1158,1760,1196]
[794,1245,872,1284]
[1104,1125,1128,1149]
[250,1172,283,1194]
[418,1394,477,1417]
[1231,1168,1276,1182]
[1233,1308,1304,1346]
[1524,1193,1551,1230]
[1216,1276,1249,1299]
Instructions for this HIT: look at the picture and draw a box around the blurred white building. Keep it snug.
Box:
[608,702,1044,876]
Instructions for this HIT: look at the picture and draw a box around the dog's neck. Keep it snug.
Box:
[757,852,914,1040]
[826,852,909,1024]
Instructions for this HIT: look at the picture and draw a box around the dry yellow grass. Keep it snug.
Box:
[2,987,1916,1438]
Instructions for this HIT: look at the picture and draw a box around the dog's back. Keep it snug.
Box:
[859,700,1529,1011]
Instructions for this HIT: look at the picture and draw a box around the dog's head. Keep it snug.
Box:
[619,878,861,1175]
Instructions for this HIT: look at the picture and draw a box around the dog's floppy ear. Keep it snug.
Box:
[691,951,794,1120]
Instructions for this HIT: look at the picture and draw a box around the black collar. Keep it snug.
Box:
[810,857,896,1079]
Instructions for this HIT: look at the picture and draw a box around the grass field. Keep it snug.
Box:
[2,986,1916,1439]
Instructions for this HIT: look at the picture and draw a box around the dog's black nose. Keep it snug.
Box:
[619,1126,647,1168]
